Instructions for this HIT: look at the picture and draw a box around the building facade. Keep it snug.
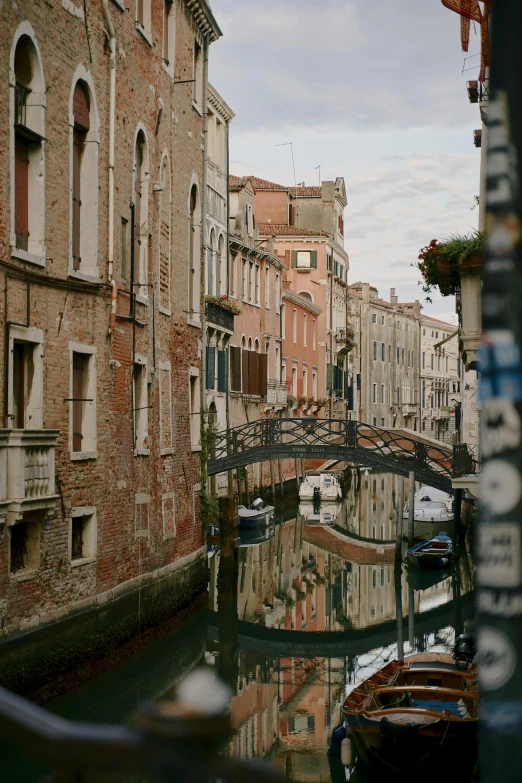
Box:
[282,288,323,413]
[349,284,421,430]
[0,0,220,667]
[419,316,461,443]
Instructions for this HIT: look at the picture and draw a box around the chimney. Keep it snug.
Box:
[390,287,398,308]
[362,282,370,303]
[413,300,421,318]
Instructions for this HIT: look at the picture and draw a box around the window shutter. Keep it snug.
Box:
[242,350,249,394]
[206,347,216,390]
[72,128,83,270]
[230,346,241,392]
[310,250,318,269]
[73,83,90,131]
[72,353,87,452]
[249,351,260,396]
[259,353,268,398]
[291,250,298,268]
[326,363,333,390]
[14,136,29,250]
[217,350,227,393]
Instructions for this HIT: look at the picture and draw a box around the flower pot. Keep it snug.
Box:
[435,257,457,296]
[459,254,482,275]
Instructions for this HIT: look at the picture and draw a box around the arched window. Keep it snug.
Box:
[188,182,201,320]
[217,234,224,297]
[70,72,99,278]
[11,30,45,264]
[159,153,171,313]
[254,339,260,353]
[134,129,149,299]
[206,229,215,296]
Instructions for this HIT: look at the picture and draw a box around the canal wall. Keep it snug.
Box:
[0,547,208,703]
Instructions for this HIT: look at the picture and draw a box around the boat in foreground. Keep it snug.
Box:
[341,652,479,779]
[237,498,274,528]
[299,471,342,502]
[406,533,455,569]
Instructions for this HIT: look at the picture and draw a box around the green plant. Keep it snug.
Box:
[287,395,297,408]
[307,396,316,406]
[414,231,484,302]
[205,295,242,315]
[297,395,308,407]
[315,398,328,408]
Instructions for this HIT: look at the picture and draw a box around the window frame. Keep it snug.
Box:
[68,341,97,461]
[69,506,97,567]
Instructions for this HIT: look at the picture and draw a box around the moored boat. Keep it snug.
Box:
[299,471,342,502]
[406,533,455,569]
[237,498,274,528]
[341,652,479,779]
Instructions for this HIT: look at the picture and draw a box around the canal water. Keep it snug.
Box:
[4,469,475,783]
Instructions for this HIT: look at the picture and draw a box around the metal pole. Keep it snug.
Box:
[408,585,415,649]
[394,562,404,660]
[395,475,404,565]
[407,470,415,548]
[454,488,462,556]
[477,4,522,781]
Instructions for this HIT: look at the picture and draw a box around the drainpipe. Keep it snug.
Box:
[225,118,231,435]
[102,0,117,331]
[201,36,209,434]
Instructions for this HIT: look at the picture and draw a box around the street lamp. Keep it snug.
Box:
[450,398,462,443]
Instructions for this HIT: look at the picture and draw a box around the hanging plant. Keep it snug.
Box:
[413,231,484,302]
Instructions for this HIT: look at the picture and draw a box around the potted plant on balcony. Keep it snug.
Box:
[297,395,308,410]
[286,395,297,411]
[307,396,317,413]
[415,232,483,302]
[204,295,242,315]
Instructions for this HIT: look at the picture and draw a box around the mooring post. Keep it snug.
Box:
[278,459,284,497]
[394,561,404,660]
[300,458,305,485]
[294,458,300,490]
[395,475,404,565]
[270,460,276,502]
[243,466,250,507]
[408,584,415,648]
[454,488,462,555]
[407,470,415,548]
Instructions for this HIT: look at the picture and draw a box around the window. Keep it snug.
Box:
[373,341,377,361]
[381,384,385,403]
[134,129,149,299]
[292,365,298,396]
[71,78,99,278]
[69,342,97,459]
[162,0,176,75]
[327,253,332,271]
[401,348,404,365]
[159,360,174,454]
[246,203,254,237]
[381,343,385,361]
[255,263,260,304]
[265,266,270,308]
[372,383,377,404]
[121,217,129,280]
[242,258,247,299]
[9,518,40,575]
[381,315,385,325]
[396,347,400,365]
[159,154,171,313]
[135,493,150,538]
[8,325,44,429]
[162,492,176,539]
[372,313,376,324]
[381,418,385,427]
[206,229,215,295]
[372,569,377,589]
[249,260,254,301]
[312,319,316,350]
[70,507,97,564]
[303,314,307,346]
[303,367,308,397]
[296,251,313,268]
[422,351,425,369]
[388,344,391,363]
[423,328,426,336]
[193,39,203,108]
[275,273,280,314]
[431,353,434,370]
[12,33,46,265]
[312,371,317,398]
[133,357,149,453]
[293,309,297,343]
[281,303,286,339]
[188,182,201,321]
[189,368,201,449]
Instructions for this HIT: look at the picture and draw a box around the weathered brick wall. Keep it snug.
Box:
[0,0,214,634]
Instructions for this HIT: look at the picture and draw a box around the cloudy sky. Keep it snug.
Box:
[208,0,482,324]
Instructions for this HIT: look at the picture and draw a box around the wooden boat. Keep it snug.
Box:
[342,652,479,779]
[406,533,455,569]
[237,498,274,528]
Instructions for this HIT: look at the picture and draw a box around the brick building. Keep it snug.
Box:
[0,0,222,688]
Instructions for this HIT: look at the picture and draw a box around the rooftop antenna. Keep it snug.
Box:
[276,142,297,190]
[315,164,321,185]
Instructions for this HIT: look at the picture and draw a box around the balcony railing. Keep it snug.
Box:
[453,443,480,478]
[205,299,236,332]
[1,429,60,524]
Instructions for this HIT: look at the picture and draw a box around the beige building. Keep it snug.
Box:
[349,284,421,430]
[420,316,461,443]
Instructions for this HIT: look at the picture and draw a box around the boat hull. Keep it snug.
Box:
[413,519,454,541]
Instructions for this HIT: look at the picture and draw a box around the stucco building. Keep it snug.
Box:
[349,284,421,430]
[0,0,221,686]
[419,316,462,443]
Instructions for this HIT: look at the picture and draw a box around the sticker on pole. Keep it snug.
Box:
[481,459,522,515]
[477,523,521,587]
[476,627,517,691]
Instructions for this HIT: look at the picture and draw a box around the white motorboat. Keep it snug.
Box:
[415,485,453,513]
[403,498,454,541]
[238,498,275,528]
[299,503,339,525]
[299,471,342,502]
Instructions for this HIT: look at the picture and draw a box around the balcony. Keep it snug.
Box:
[430,407,451,420]
[335,328,356,354]
[266,381,288,408]
[205,298,238,333]
[1,430,60,525]
[401,403,417,416]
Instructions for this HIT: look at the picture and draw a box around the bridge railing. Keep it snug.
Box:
[213,418,460,479]
[0,685,283,782]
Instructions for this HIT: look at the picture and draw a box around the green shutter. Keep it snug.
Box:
[291,250,298,268]
[217,350,227,393]
[310,250,318,269]
[326,363,333,390]
[206,347,216,390]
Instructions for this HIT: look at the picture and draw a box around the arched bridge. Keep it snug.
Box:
[208,418,478,493]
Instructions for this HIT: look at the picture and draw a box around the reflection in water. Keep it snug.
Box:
[5,471,475,783]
